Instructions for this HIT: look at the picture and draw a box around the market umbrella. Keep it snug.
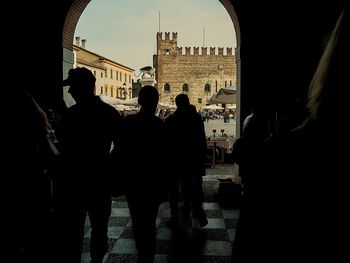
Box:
[209,86,236,104]
[203,104,224,110]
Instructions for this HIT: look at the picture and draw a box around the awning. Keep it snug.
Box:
[209,86,236,104]
[203,104,224,110]
[100,95,125,105]
[100,95,139,106]
[122,97,139,106]
[158,102,177,109]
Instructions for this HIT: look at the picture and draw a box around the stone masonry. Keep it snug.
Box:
[153,32,237,109]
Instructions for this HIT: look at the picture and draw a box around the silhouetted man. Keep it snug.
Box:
[165,94,208,227]
[112,85,167,263]
[56,67,121,263]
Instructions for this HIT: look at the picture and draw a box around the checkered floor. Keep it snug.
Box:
[81,197,239,263]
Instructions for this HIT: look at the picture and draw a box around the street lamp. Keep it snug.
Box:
[122,82,127,99]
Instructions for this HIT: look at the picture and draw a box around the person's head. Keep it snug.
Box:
[305,7,348,127]
[63,67,96,103]
[175,94,190,109]
[138,85,159,114]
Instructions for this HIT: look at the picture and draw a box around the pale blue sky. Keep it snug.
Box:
[75,0,236,75]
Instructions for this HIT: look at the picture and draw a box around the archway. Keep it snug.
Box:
[62,0,242,135]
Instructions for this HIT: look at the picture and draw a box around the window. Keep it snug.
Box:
[164,83,170,92]
[204,83,211,92]
[100,86,103,94]
[110,69,113,79]
[116,71,118,80]
[105,70,107,78]
[111,88,114,97]
[165,49,170,55]
[101,72,103,78]
[93,70,96,76]
[182,83,189,93]
[198,98,202,104]
[105,86,108,94]
[129,75,131,83]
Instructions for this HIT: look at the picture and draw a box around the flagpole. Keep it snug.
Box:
[203,27,205,47]
[158,11,160,32]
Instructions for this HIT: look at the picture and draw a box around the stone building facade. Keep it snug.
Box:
[153,32,236,110]
[73,37,134,101]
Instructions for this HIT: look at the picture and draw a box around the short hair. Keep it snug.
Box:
[138,85,159,108]
[175,94,190,108]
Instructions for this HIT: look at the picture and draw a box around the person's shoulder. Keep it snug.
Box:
[194,111,204,121]
[97,97,114,109]
[122,114,135,122]
[97,98,121,116]
[164,113,176,123]
[154,115,166,125]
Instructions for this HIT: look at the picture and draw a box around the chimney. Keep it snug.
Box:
[81,39,86,49]
[75,36,80,46]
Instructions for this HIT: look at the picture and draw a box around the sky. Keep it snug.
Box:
[75,0,237,77]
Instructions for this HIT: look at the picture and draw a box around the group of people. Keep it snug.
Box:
[199,109,235,123]
[13,4,348,263]
[16,67,208,263]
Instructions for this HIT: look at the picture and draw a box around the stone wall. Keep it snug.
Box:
[155,32,236,109]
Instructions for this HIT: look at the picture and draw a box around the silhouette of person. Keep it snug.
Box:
[230,107,270,188]
[232,6,348,262]
[10,90,56,263]
[112,85,167,263]
[55,67,121,263]
[165,94,208,228]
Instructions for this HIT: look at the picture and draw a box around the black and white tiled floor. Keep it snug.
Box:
[81,198,239,263]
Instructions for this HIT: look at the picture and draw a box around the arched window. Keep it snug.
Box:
[164,83,170,92]
[182,83,189,93]
[204,83,211,92]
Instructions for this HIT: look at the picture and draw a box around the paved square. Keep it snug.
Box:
[81,199,238,262]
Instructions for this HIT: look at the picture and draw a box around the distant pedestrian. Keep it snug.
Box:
[158,109,166,121]
[205,111,210,123]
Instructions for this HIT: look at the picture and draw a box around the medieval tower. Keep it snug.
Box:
[153,32,236,109]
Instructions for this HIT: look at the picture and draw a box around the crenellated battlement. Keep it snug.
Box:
[157,32,178,42]
[157,32,234,56]
[210,47,215,55]
[180,46,233,56]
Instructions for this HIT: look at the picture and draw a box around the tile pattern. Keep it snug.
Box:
[81,197,239,263]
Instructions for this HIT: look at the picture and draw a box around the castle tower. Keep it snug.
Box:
[154,32,236,109]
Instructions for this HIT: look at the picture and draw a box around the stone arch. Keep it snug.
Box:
[62,0,241,135]
[62,0,91,51]
[62,0,241,51]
